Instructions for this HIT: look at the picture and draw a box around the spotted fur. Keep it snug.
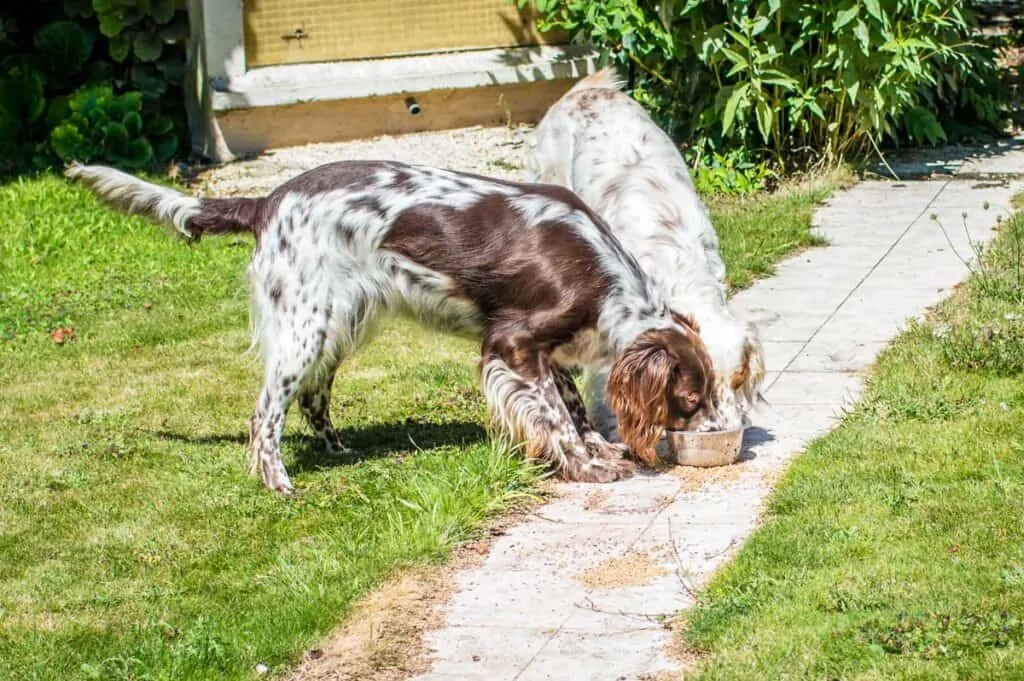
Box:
[66,160,716,493]
[530,69,767,434]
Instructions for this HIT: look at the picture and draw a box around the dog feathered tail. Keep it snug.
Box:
[566,66,627,95]
[64,162,264,240]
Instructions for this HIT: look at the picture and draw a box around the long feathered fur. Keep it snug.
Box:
[64,162,262,240]
[531,67,768,433]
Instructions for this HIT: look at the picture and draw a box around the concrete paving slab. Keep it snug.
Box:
[516,629,676,681]
[788,339,891,373]
[746,312,832,343]
[760,341,806,373]
[765,371,865,406]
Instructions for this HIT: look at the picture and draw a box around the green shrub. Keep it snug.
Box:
[525,0,1009,168]
[0,2,188,174]
[49,85,177,168]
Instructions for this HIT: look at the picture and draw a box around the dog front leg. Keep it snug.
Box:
[551,364,630,462]
[480,352,633,483]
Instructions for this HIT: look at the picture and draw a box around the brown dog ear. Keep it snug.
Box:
[730,327,766,403]
[607,332,675,466]
[670,310,701,334]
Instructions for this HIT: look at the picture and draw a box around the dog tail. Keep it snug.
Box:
[65,162,264,240]
[567,66,627,95]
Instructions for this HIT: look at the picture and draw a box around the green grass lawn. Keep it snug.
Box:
[684,199,1024,680]
[0,169,836,681]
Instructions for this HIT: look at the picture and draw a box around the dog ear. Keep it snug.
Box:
[607,332,675,466]
[670,310,700,334]
[730,325,766,405]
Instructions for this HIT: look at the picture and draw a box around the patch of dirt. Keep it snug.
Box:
[191,125,532,198]
[287,568,448,681]
[576,551,670,591]
[669,461,751,492]
[582,488,610,511]
[288,506,539,681]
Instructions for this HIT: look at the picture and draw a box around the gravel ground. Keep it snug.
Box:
[193,125,534,197]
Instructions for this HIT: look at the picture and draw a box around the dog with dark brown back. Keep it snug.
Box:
[67,160,718,493]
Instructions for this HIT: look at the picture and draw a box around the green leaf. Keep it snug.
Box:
[122,111,143,137]
[44,95,72,131]
[846,78,860,104]
[0,64,46,125]
[834,4,860,31]
[755,98,773,142]
[903,106,947,146]
[122,137,154,168]
[853,19,870,55]
[147,113,174,136]
[98,11,125,38]
[132,31,164,61]
[49,122,88,161]
[761,69,798,90]
[720,47,748,67]
[153,131,178,163]
[108,33,131,62]
[863,0,883,22]
[722,82,750,135]
[149,0,175,24]
[750,15,771,37]
[64,0,93,17]
[0,108,23,153]
[806,98,826,121]
[130,63,167,99]
[34,20,95,85]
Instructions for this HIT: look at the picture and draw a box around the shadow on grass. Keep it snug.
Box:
[149,419,489,472]
[292,420,489,473]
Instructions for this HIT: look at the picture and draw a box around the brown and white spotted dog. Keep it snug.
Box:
[66,160,717,494]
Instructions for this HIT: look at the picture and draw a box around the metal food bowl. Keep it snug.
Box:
[660,428,745,468]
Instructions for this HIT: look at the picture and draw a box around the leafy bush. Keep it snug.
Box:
[691,150,775,195]
[525,0,1009,168]
[0,2,188,174]
[49,85,177,168]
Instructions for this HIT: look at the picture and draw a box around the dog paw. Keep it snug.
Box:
[575,455,636,483]
[583,432,630,461]
[260,459,294,495]
[323,431,351,457]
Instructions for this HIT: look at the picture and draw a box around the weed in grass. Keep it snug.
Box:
[931,210,1024,374]
[861,610,1024,659]
[941,318,1024,374]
